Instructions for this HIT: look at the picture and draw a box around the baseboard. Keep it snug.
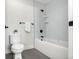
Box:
[5,45,34,54]
[24,45,34,50]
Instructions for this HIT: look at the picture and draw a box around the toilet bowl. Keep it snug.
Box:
[10,30,24,59]
[11,44,24,59]
[11,44,24,53]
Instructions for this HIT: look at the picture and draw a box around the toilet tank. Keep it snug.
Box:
[10,32,20,44]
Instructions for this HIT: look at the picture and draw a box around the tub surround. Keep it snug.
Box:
[35,39,68,59]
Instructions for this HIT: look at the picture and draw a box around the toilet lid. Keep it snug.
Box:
[12,44,24,50]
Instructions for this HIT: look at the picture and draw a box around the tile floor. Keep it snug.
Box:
[6,48,50,59]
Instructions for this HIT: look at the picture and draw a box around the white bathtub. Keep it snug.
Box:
[35,39,68,59]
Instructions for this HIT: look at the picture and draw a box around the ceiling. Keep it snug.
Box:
[36,0,52,4]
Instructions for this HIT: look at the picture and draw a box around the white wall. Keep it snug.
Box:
[45,0,68,41]
[5,0,34,54]
[5,0,44,54]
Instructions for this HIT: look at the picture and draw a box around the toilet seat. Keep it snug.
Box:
[12,44,24,50]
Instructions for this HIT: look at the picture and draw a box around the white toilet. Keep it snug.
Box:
[10,30,24,59]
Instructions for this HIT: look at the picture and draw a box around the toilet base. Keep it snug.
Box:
[14,53,22,59]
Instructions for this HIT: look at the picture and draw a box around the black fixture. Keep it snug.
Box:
[19,22,22,24]
[13,29,18,33]
[19,22,25,24]
[31,23,34,25]
[5,25,8,29]
[19,22,34,26]
[40,36,44,41]
[69,21,73,26]
[41,36,44,38]
[41,39,43,41]
[40,29,43,33]
[40,9,44,12]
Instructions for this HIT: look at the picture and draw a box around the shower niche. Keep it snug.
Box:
[38,9,48,41]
